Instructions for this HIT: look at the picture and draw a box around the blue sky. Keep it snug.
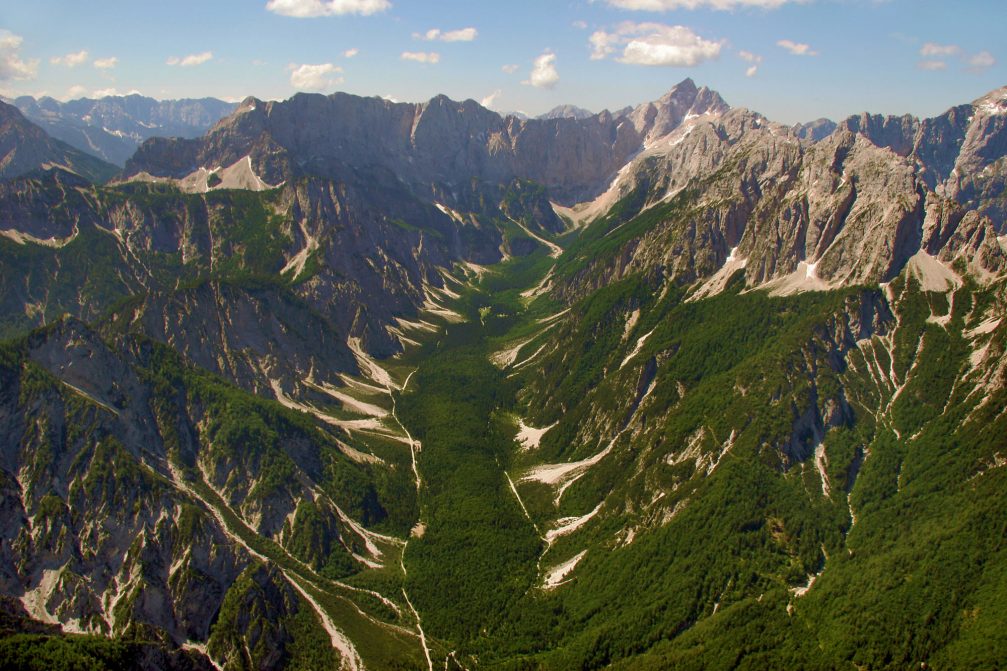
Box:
[1,0,1003,124]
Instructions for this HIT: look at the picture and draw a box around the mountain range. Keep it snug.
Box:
[8,95,236,167]
[0,78,1005,670]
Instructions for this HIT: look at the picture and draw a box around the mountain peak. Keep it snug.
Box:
[538,104,594,121]
[659,77,698,101]
[973,85,1007,115]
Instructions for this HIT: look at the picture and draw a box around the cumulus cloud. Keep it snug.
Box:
[572,20,588,29]
[265,0,390,17]
[481,89,502,109]
[415,27,478,42]
[64,84,87,99]
[51,50,89,67]
[590,23,723,67]
[776,39,817,56]
[501,63,519,74]
[166,51,213,67]
[604,0,798,10]
[400,51,440,64]
[343,48,359,58]
[523,52,559,88]
[967,50,995,71]
[917,60,947,71]
[0,31,38,82]
[919,42,960,58]
[93,56,118,69]
[289,62,343,90]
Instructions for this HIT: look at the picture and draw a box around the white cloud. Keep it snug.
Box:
[64,84,87,100]
[501,63,519,74]
[93,56,118,69]
[92,87,140,98]
[415,27,478,42]
[401,51,440,64]
[967,50,995,71]
[481,89,502,109]
[590,23,723,67]
[167,51,213,67]
[738,50,761,76]
[0,30,38,82]
[289,62,343,90]
[51,50,89,68]
[523,52,559,89]
[344,48,359,58]
[265,0,390,17]
[604,0,799,10]
[919,42,960,58]
[915,43,994,73]
[573,20,588,29]
[776,39,817,56]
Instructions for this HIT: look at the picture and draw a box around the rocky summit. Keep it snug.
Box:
[0,78,1005,670]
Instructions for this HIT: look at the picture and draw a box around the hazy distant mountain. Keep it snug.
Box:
[0,101,117,182]
[12,94,236,166]
[537,104,594,120]
[792,117,837,142]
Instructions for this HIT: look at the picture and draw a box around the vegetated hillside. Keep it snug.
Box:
[0,318,426,670]
[0,80,1005,670]
[480,251,1007,668]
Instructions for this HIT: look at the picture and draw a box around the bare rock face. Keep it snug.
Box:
[124,78,729,206]
[0,102,117,183]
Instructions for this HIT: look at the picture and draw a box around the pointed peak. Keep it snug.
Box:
[661,78,698,99]
[238,96,262,112]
